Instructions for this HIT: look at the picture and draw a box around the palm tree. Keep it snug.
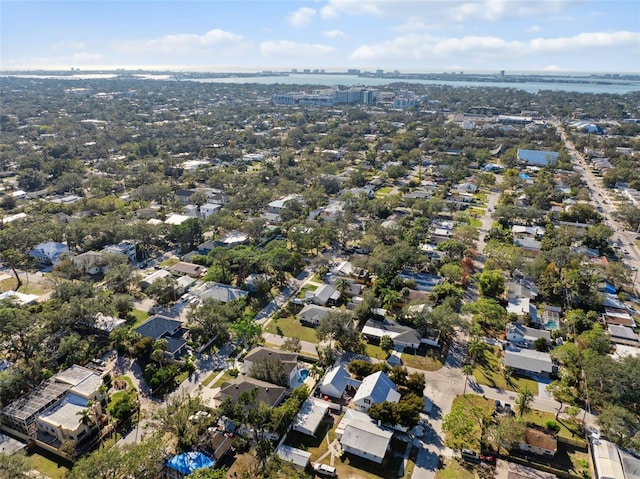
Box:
[461,363,475,395]
[335,277,351,296]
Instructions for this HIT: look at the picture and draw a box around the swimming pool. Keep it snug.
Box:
[299,369,309,381]
[545,321,559,330]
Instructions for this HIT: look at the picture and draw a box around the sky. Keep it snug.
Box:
[1,0,639,73]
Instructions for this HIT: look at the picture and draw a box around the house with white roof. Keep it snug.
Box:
[319,365,359,399]
[362,319,422,351]
[298,304,333,327]
[308,284,341,306]
[507,297,538,323]
[291,398,330,436]
[336,409,393,464]
[506,324,551,349]
[30,242,69,265]
[503,347,556,378]
[353,371,401,412]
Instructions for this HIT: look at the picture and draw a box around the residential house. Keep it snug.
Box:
[336,409,393,464]
[164,451,215,479]
[1,365,103,447]
[30,242,69,265]
[188,282,248,304]
[102,241,137,263]
[607,324,639,345]
[503,347,556,378]
[602,307,636,328]
[520,428,557,457]
[214,231,249,248]
[308,284,341,306]
[506,324,551,349]
[507,281,539,300]
[507,297,538,323]
[514,237,542,256]
[142,269,173,289]
[298,304,333,327]
[169,261,206,278]
[244,347,300,388]
[199,203,222,218]
[134,315,188,359]
[291,398,330,436]
[243,273,270,293]
[591,438,626,479]
[362,319,422,350]
[398,271,444,293]
[319,365,359,399]
[164,214,191,226]
[353,371,401,412]
[71,251,108,275]
[267,194,302,215]
[213,376,286,408]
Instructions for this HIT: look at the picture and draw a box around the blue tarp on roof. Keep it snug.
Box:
[604,283,617,294]
[519,173,530,179]
[167,452,215,474]
[517,149,559,166]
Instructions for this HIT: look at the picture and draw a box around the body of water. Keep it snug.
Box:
[4,72,639,94]
[183,73,640,95]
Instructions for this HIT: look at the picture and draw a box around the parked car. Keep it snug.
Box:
[480,454,496,465]
[461,449,481,464]
[314,463,337,477]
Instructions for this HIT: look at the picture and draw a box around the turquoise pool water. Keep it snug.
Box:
[300,369,309,381]
[546,321,559,330]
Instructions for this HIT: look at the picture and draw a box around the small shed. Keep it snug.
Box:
[276,444,311,470]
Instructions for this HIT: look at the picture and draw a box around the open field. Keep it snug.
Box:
[265,315,319,343]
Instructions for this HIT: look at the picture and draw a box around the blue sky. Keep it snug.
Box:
[1,0,639,72]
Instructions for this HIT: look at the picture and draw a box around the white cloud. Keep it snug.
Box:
[527,25,541,33]
[289,7,316,28]
[260,40,336,58]
[349,30,640,64]
[529,31,639,52]
[323,29,348,39]
[113,29,245,54]
[320,5,338,19]
[51,40,85,51]
[325,0,570,22]
[71,52,103,62]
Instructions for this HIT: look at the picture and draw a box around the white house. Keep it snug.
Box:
[353,371,401,412]
[291,398,330,436]
[340,418,393,464]
[520,428,557,457]
[506,324,551,349]
[102,241,137,262]
[362,319,422,351]
[507,297,538,323]
[30,242,69,265]
[319,365,358,399]
[503,347,556,377]
[298,304,333,327]
[308,284,341,306]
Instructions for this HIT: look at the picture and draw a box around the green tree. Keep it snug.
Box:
[380,335,393,356]
[186,468,228,479]
[475,269,506,298]
[488,416,527,453]
[516,389,534,417]
[229,315,262,349]
[597,403,640,447]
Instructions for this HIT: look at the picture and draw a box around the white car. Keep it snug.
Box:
[313,463,337,477]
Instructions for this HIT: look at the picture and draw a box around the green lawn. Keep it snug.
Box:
[26,451,69,479]
[469,218,482,228]
[296,284,318,299]
[0,277,49,295]
[435,458,476,479]
[472,346,538,393]
[129,309,150,328]
[108,376,136,414]
[285,421,335,460]
[524,409,587,447]
[365,342,388,360]
[158,257,179,267]
[402,349,445,371]
[375,186,394,198]
[206,369,235,388]
[174,370,190,385]
[265,315,319,343]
